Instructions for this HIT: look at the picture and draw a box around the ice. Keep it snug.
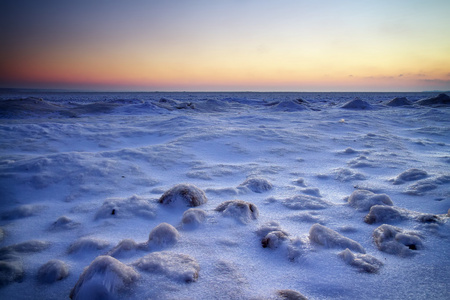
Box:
[1,91,449,299]
[346,189,394,211]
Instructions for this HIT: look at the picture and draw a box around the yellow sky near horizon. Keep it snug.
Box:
[1,0,449,91]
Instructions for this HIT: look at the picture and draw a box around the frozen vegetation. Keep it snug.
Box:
[0,91,449,299]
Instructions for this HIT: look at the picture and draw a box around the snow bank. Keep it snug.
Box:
[147,222,180,247]
[215,200,259,223]
[392,168,428,185]
[373,224,423,256]
[347,189,393,211]
[341,99,372,109]
[238,177,273,193]
[338,249,383,273]
[415,93,450,106]
[132,251,199,283]
[385,97,412,106]
[159,184,208,207]
[37,260,69,284]
[95,195,156,219]
[309,224,365,253]
[70,255,140,300]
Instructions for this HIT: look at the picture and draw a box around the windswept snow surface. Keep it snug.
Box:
[0,91,449,299]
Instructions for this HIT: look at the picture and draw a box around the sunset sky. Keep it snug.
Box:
[1,0,449,92]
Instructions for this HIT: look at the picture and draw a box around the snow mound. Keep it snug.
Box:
[341,99,372,109]
[107,239,139,258]
[347,155,375,168]
[309,224,365,253]
[281,195,331,210]
[392,168,428,185]
[49,216,80,231]
[261,231,290,249]
[333,168,366,182]
[132,251,200,283]
[37,260,69,284]
[415,93,450,106]
[70,255,140,300]
[0,240,50,254]
[147,223,180,247]
[239,177,273,193]
[385,97,412,107]
[154,97,194,111]
[159,184,208,207]
[288,212,325,224]
[68,238,110,254]
[1,204,45,220]
[215,200,259,223]
[347,189,393,212]
[266,99,310,112]
[338,249,383,273]
[0,259,23,287]
[277,289,308,300]
[95,195,156,219]
[180,208,207,229]
[405,175,450,195]
[373,224,423,256]
[255,221,288,238]
[364,205,444,225]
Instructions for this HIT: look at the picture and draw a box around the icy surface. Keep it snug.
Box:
[0,91,449,299]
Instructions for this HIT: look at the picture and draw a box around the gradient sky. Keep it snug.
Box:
[1,0,449,91]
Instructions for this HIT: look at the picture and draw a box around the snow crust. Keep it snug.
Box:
[0,91,449,299]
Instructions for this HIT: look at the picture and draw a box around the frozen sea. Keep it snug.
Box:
[0,91,449,299]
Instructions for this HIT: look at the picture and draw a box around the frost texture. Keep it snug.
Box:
[338,249,383,273]
[159,184,208,207]
[309,224,365,253]
[373,224,423,256]
[392,168,428,185]
[239,177,273,193]
[70,255,140,299]
[95,195,156,219]
[347,189,393,212]
[180,208,207,229]
[215,200,259,223]
[37,260,69,284]
[132,251,200,283]
[147,222,180,247]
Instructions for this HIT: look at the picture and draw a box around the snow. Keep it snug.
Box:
[0,91,449,299]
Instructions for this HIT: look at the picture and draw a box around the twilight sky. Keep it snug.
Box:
[1,0,449,92]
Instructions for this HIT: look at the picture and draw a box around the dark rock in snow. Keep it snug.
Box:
[37,260,69,284]
[239,177,273,193]
[70,255,139,300]
[309,224,365,253]
[347,189,393,212]
[132,251,200,283]
[147,222,180,247]
[373,224,423,256]
[215,200,259,223]
[392,168,428,185]
[159,184,208,207]
[415,93,450,106]
[385,97,412,107]
[338,248,383,273]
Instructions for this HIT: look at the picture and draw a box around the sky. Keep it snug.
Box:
[1,0,450,92]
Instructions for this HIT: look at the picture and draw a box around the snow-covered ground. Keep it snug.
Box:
[0,91,449,299]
